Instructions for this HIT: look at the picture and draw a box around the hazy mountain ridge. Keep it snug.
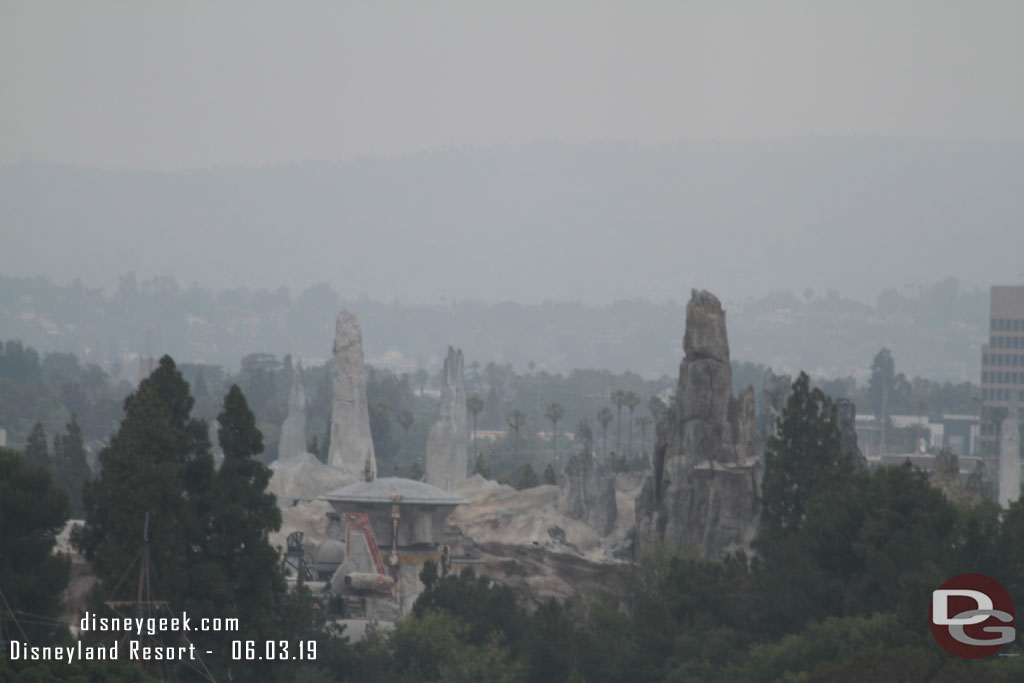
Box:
[3,138,1022,304]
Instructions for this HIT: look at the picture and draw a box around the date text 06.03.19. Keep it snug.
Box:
[230,640,316,661]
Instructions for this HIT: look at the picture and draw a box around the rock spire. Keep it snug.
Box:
[425,347,469,490]
[327,309,376,479]
[277,360,307,462]
[634,289,761,559]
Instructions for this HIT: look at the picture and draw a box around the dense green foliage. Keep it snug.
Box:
[0,330,1005,681]
[66,357,344,681]
[759,372,856,537]
[0,447,71,644]
[0,340,130,453]
[358,372,1024,682]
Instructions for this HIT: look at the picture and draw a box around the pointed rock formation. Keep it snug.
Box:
[558,421,617,537]
[328,309,376,479]
[425,347,469,490]
[932,448,961,501]
[277,361,308,462]
[963,460,988,505]
[634,289,761,559]
[836,398,869,470]
[269,358,353,502]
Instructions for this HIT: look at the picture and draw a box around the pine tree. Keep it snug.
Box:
[195,384,286,681]
[52,414,91,517]
[0,447,71,642]
[759,372,855,538]
[72,355,214,610]
[24,421,49,467]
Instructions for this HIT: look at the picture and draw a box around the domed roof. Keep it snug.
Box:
[314,540,345,565]
[320,477,468,505]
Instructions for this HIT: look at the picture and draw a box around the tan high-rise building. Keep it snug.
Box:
[979,285,1024,452]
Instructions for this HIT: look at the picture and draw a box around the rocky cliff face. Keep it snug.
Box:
[558,422,617,537]
[932,448,961,501]
[425,347,469,491]
[447,476,634,611]
[277,360,308,462]
[836,398,868,470]
[634,289,761,559]
[327,309,376,479]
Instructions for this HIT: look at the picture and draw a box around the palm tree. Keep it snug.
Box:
[637,415,653,459]
[597,406,614,459]
[397,409,414,459]
[611,389,627,454]
[545,402,565,466]
[467,394,484,456]
[624,391,640,456]
[414,368,429,397]
[507,409,527,461]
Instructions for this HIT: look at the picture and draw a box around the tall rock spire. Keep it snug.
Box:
[327,309,376,479]
[277,360,307,462]
[634,289,761,559]
[425,347,469,491]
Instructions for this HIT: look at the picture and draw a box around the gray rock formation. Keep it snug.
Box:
[327,309,376,479]
[425,347,469,491]
[963,460,988,506]
[277,361,308,462]
[558,421,617,537]
[268,454,353,502]
[998,412,1021,508]
[836,398,868,470]
[634,289,761,559]
[932,448,961,501]
[448,474,635,610]
[270,359,355,501]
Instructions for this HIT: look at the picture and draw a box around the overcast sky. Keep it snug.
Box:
[4,1,1024,169]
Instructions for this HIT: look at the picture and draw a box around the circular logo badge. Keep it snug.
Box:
[930,573,1015,658]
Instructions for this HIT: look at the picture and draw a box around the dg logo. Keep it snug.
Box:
[930,573,1016,658]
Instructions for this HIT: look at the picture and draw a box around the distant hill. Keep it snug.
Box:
[2,138,1022,305]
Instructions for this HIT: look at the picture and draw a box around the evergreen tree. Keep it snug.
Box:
[24,420,49,467]
[72,355,214,612]
[0,447,71,643]
[759,372,854,538]
[195,384,286,681]
[52,413,91,517]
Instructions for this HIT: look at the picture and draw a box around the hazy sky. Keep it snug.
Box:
[4,1,1024,169]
